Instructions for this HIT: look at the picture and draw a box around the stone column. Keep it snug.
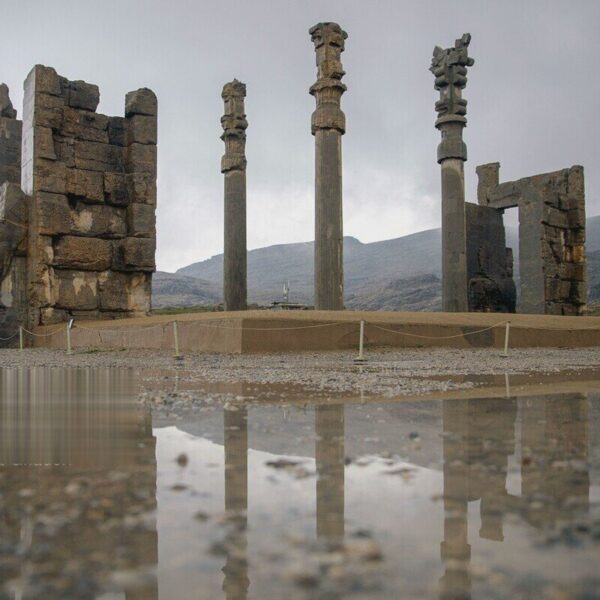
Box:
[309,23,347,311]
[440,399,471,599]
[223,404,249,599]
[430,34,474,312]
[315,404,345,543]
[221,80,247,312]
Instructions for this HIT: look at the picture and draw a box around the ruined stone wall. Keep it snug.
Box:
[478,163,586,315]
[0,84,21,186]
[21,65,156,326]
[465,202,516,313]
[0,86,26,345]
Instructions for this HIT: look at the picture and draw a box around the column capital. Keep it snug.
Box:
[430,33,474,126]
[221,79,247,173]
[309,22,347,135]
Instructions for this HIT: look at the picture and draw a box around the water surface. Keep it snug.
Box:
[1,367,599,599]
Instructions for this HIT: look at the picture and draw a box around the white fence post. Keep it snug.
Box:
[502,321,510,357]
[354,320,367,364]
[173,321,182,359]
[66,322,72,355]
[19,326,23,351]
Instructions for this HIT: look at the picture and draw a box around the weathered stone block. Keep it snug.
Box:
[0,84,17,119]
[54,270,98,310]
[125,89,157,117]
[62,107,109,143]
[66,168,104,203]
[126,114,157,145]
[70,309,100,320]
[71,204,126,238]
[544,207,568,229]
[54,136,75,167]
[54,236,112,270]
[34,159,67,194]
[65,80,100,112]
[0,182,28,226]
[0,117,23,185]
[113,237,155,272]
[36,192,71,235]
[565,244,585,263]
[35,126,56,160]
[104,172,129,206]
[29,65,62,96]
[108,116,126,146]
[126,172,156,205]
[545,277,571,300]
[129,272,151,313]
[74,140,123,172]
[40,307,69,325]
[570,281,586,301]
[126,143,156,174]
[34,93,64,129]
[127,203,155,237]
[98,271,130,310]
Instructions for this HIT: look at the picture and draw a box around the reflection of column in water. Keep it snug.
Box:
[315,404,345,544]
[440,400,471,600]
[521,394,589,527]
[222,406,249,600]
[469,398,516,542]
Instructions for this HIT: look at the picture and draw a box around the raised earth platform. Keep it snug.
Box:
[30,310,600,353]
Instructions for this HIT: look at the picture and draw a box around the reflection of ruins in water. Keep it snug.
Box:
[0,368,594,599]
[0,368,158,600]
[215,391,591,599]
[222,405,250,600]
[440,394,590,600]
[316,404,345,544]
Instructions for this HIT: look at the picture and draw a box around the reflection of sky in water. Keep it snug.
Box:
[0,367,599,599]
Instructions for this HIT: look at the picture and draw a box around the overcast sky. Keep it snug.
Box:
[4,0,599,272]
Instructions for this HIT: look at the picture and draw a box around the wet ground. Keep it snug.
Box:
[1,365,599,599]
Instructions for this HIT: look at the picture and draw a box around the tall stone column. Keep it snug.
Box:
[430,34,474,312]
[221,80,247,311]
[223,404,249,599]
[315,404,345,543]
[309,23,347,311]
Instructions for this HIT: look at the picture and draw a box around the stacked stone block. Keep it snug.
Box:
[0,85,26,345]
[21,65,156,326]
[465,203,516,313]
[477,163,586,315]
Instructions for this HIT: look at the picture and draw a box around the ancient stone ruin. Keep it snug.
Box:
[0,65,157,344]
[431,35,586,315]
[221,79,247,312]
[476,163,586,315]
[310,22,347,311]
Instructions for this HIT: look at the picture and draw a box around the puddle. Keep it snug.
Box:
[1,367,599,599]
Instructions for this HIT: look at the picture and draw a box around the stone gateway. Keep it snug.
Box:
[0,66,157,344]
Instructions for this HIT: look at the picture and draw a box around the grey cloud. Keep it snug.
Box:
[3,0,598,270]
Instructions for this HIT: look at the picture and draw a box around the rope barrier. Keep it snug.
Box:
[0,330,19,341]
[4,314,598,359]
[369,320,508,340]
[71,320,346,333]
[21,326,64,338]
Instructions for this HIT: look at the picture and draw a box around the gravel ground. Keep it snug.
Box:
[1,346,599,399]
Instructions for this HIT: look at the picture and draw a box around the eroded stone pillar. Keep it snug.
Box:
[223,405,249,599]
[430,34,474,312]
[221,80,247,312]
[310,23,347,311]
[315,404,345,543]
